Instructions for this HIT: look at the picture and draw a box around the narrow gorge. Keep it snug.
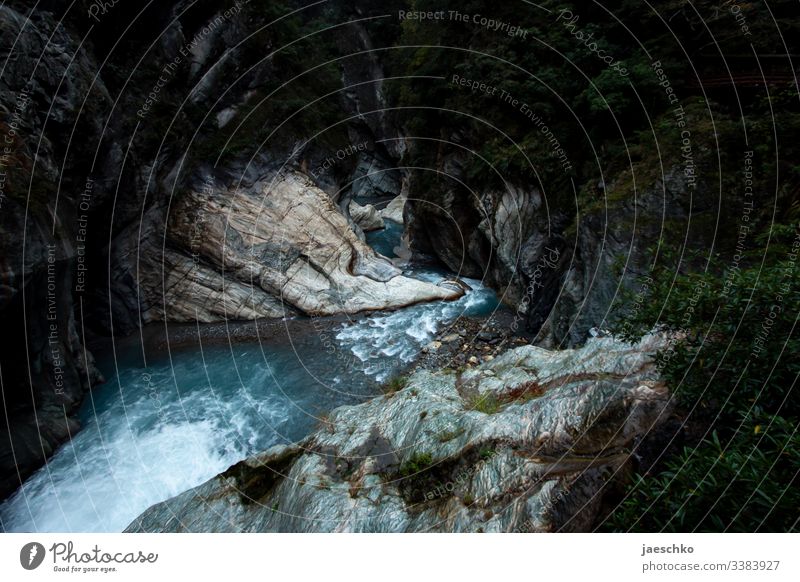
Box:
[0,0,797,535]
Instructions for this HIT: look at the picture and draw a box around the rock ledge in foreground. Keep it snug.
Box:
[126,334,671,533]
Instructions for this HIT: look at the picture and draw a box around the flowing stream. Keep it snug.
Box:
[0,221,499,532]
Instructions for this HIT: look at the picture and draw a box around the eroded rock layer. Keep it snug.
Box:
[139,172,462,323]
[126,334,670,533]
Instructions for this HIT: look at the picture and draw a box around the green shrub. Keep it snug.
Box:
[399,452,434,477]
[605,240,800,532]
[383,375,409,396]
[607,413,800,532]
[468,393,501,415]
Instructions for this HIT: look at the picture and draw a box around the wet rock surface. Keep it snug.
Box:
[378,194,406,224]
[414,312,530,373]
[349,201,385,232]
[126,334,671,533]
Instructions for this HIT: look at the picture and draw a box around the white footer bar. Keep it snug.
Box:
[1,533,797,580]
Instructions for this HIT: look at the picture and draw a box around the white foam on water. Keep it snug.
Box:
[336,272,499,381]
[0,233,501,532]
[0,407,246,533]
[0,350,300,533]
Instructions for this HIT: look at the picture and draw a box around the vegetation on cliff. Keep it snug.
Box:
[605,233,799,531]
[386,0,800,530]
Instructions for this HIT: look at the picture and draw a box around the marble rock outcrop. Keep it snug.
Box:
[126,334,670,533]
[349,201,385,232]
[140,173,463,322]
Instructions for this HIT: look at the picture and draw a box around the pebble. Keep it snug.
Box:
[477,330,499,341]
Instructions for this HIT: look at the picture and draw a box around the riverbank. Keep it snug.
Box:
[126,333,672,533]
[1,259,512,532]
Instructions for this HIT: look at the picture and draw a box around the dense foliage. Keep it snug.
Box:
[603,228,799,531]
[381,1,800,531]
[389,1,799,189]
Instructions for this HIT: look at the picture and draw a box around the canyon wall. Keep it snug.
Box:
[0,0,751,501]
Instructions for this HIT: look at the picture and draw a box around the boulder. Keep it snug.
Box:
[378,194,406,224]
[140,172,463,322]
[126,334,671,533]
[349,201,385,232]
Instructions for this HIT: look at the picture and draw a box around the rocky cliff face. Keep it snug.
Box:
[126,334,670,532]
[0,4,113,498]
[0,0,417,498]
[134,171,461,322]
[403,134,724,348]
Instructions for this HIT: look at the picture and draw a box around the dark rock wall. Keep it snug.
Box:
[0,0,408,497]
[0,0,742,499]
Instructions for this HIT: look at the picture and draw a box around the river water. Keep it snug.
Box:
[0,222,499,532]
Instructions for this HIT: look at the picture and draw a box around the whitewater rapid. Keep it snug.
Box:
[336,269,498,381]
[0,222,499,532]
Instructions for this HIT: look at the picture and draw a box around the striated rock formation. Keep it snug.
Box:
[348,200,385,232]
[401,101,747,349]
[126,334,670,533]
[405,150,724,348]
[378,194,406,224]
[533,161,718,347]
[139,172,463,322]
